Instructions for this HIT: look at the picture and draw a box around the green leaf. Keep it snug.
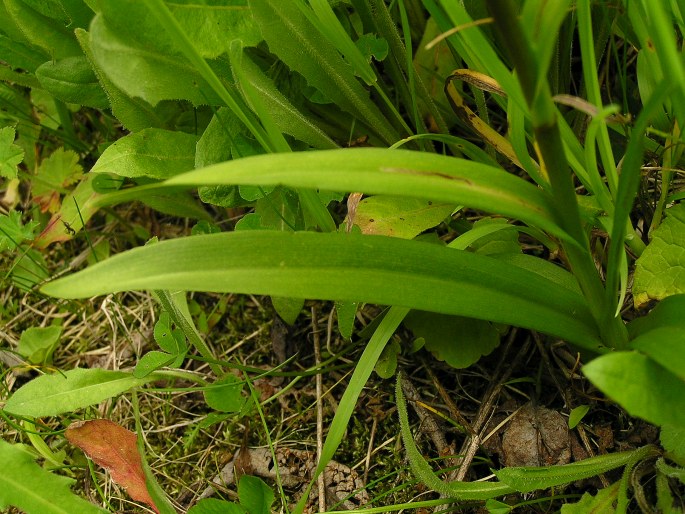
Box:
[374,339,400,378]
[204,374,245,413]
[253,188,299,230]
[351,195,454,239]
[0,210,36,251]
[249,0,399,144]
[559,481,619,513]
[0,33,48,72]
[628,294,685,338]
[17,325,62,365]
[583,351,685,428]
[404,311,500,369]
[91,128,198,180]
[91,0,259,59]
[485,499,512,514]
[294,306,408,513]
[495,450,637,493]
[75,28,171,132]
[4,368,158,417]
[32,148,83,211]
[40,231,601,350]
[355,33,388,62]
[0,126,24,179]
[138,190,211,221]
[469,218,522,256]
[661,425,685,466]
[195,107,236,168]
[630,326,685,381]
[235,50,338,150]
[271,296,304,325]
[154,314,185,355]
[88,14,225,106]
[0,440,107,513]
[335,301,356,340]
[238,475,273,514]
[133,351,176,378]
[4,0,82,58]
[162,148,568,241]
[568,405,590,429]
[633,204,685,307]
[188,498,246,514]
[167,1,261,58]
[35,56,109,108]
[192,220,221,236]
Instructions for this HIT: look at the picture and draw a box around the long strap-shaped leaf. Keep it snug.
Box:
[159,148,571,243]
[42,231,600,349]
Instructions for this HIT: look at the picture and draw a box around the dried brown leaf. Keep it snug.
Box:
[66,419,159,513]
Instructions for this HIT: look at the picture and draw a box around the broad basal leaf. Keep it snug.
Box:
[36,56,109,108]
[633,204,685,307]
[66,420,159,513]
[4,368,159,417]
[0,126,24,179]
[0,439,106,513]
[0,32,48,72]
[75,28,172,132]
[4,0,82,58]
[583,351,685,428]
[167,1,262,57]
[41,231,601,350]
[91,0,260,59]
[91,128,197,180]
[88,14,225,106]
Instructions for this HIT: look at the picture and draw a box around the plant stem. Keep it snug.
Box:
[485,0,628,348]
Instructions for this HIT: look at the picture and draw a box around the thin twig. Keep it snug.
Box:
[363,417,377,485]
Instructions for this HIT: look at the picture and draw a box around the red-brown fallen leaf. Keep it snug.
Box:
[66,419,159,513]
